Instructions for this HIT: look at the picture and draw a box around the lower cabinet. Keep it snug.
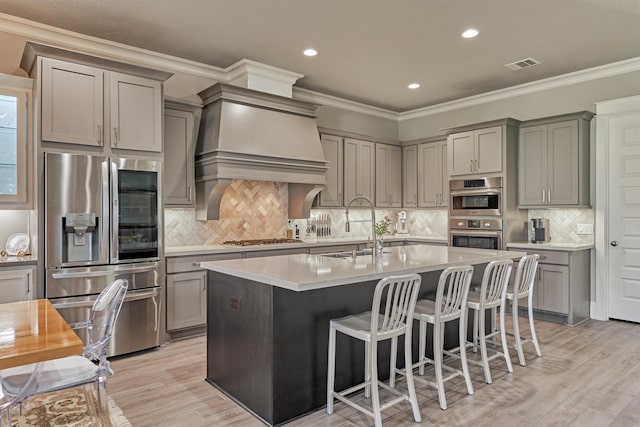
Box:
[509,247,589,325]
[0,267,34,303]
[166,270,207,331]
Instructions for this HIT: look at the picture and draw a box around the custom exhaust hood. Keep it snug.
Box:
[194,83,327,220]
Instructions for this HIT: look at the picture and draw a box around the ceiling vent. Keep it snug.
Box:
[504,57,541,71]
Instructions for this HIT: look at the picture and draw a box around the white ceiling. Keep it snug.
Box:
[1,0,639,112]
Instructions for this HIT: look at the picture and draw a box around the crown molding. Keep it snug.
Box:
[2,12,638,123]
[398,57,640,121]
[292,87,399,121]
[0,12,229,81]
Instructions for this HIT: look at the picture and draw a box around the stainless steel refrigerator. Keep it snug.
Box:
[44,152,163,356]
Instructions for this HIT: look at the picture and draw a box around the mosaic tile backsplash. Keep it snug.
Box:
[164,179,593,247]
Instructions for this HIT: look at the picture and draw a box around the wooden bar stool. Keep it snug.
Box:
[326,273,422,427]
[465,259,514,384]
[390,265,474,410]
[505,254,542,365]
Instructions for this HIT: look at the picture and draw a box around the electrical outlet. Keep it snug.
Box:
[230,297,240,311]
[577,224,594,235]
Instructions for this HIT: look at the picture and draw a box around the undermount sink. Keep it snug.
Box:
[321,249,390,258]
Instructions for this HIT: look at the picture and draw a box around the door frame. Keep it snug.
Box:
[594,95,640,321]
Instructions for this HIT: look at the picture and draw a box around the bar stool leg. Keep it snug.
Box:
[419,320,427,376]
[369,341,383,427]
[389,336,398,388]
[434,322,447,410]
[472,309,479,353]
[499,302,513,373]
[459,310,474,396]
[478,308,492,384]
[528,300,542,357]
[512,296,526,366]
[326,326,336,414]
[404,330,422,422]
[365,343,371,398]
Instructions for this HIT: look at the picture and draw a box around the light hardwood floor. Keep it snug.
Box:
[109,316,640,427]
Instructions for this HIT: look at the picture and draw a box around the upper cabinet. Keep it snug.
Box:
[164,99,202,207]
[41,58,104,146]
[344,138,375,207]
[22,43,172,154]
[41,58,162,152]
[0,79,31,208]
[518,112,593,208]
[375,143,401,208]
[447,126,502,176]
[317,134,343,207]
[417,140,448,207]
[109,72,162,152]
[402,145,418,208]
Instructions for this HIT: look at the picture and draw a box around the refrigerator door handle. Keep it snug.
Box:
[50,264,158,279]
[110,160,119,264]
[124,288,160,302]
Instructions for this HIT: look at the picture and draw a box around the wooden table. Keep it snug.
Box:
[0,299,84,369]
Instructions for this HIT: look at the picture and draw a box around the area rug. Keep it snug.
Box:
[9,389,131,427]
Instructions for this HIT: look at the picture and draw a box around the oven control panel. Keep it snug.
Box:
[449,218,502,230]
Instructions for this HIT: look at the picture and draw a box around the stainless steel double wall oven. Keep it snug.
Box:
[449,177,503,250]
[44,152,162,356]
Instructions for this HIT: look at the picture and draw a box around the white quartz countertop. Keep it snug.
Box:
[165,236,448,257]
[201,245,526,292]
[506,242,594,251]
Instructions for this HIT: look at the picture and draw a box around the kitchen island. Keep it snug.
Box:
[201,245,525,426]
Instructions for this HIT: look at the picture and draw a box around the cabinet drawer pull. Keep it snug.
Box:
[97,125,102,145]
[542,190,546,203]
[547,190,551,203]
[475,159,478,172]
[114,127,119,145]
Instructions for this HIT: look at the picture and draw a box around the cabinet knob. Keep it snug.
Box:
[610,241,618,247]
[458,222,464,227]
[484,222,491,228]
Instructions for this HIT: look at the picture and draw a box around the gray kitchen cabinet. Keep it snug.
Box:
[344,138,375,207]
[417,140,448,207]
[0,267,34,303]
[109,72,162,152]
[166,270,206,331]
[402,145,418,208]
[375,143,401,207]
[317,134,343,207]
[41,58,104,146]
[509,247,590,325]
[518,112,592,207]
[447,126,502,176]
[164,99,202,206]
[537,263,569,314]
[40,57,162,152]
[166,251,242,333]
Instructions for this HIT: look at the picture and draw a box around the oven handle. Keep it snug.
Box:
[52,288,160,309]
[449,188,501,196]
[50,264,157,279]
[449,230,502,237]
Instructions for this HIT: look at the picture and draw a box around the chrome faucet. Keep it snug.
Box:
[345,197,376,257]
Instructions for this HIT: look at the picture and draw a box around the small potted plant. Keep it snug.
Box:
[373,216,392,254]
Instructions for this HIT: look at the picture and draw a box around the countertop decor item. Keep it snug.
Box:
[5,232,29,256]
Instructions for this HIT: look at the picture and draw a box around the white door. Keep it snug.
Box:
[608,107,640,322]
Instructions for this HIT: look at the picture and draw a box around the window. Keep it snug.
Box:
[0,84,29,205]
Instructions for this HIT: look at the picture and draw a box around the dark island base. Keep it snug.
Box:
[207,266,489,426]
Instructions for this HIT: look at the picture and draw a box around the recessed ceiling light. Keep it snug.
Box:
[461,29,479,38]
[303,48,318,57]
[408,83,420,89]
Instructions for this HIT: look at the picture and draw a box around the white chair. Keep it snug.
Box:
[0,363,42,426]
[327,273,422,427]
[392,265,474,411]
[0,278,128,426]
[505,254,542,366]
[465,259,514,384]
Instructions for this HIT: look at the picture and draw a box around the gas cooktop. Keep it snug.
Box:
[222,238,303,246]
